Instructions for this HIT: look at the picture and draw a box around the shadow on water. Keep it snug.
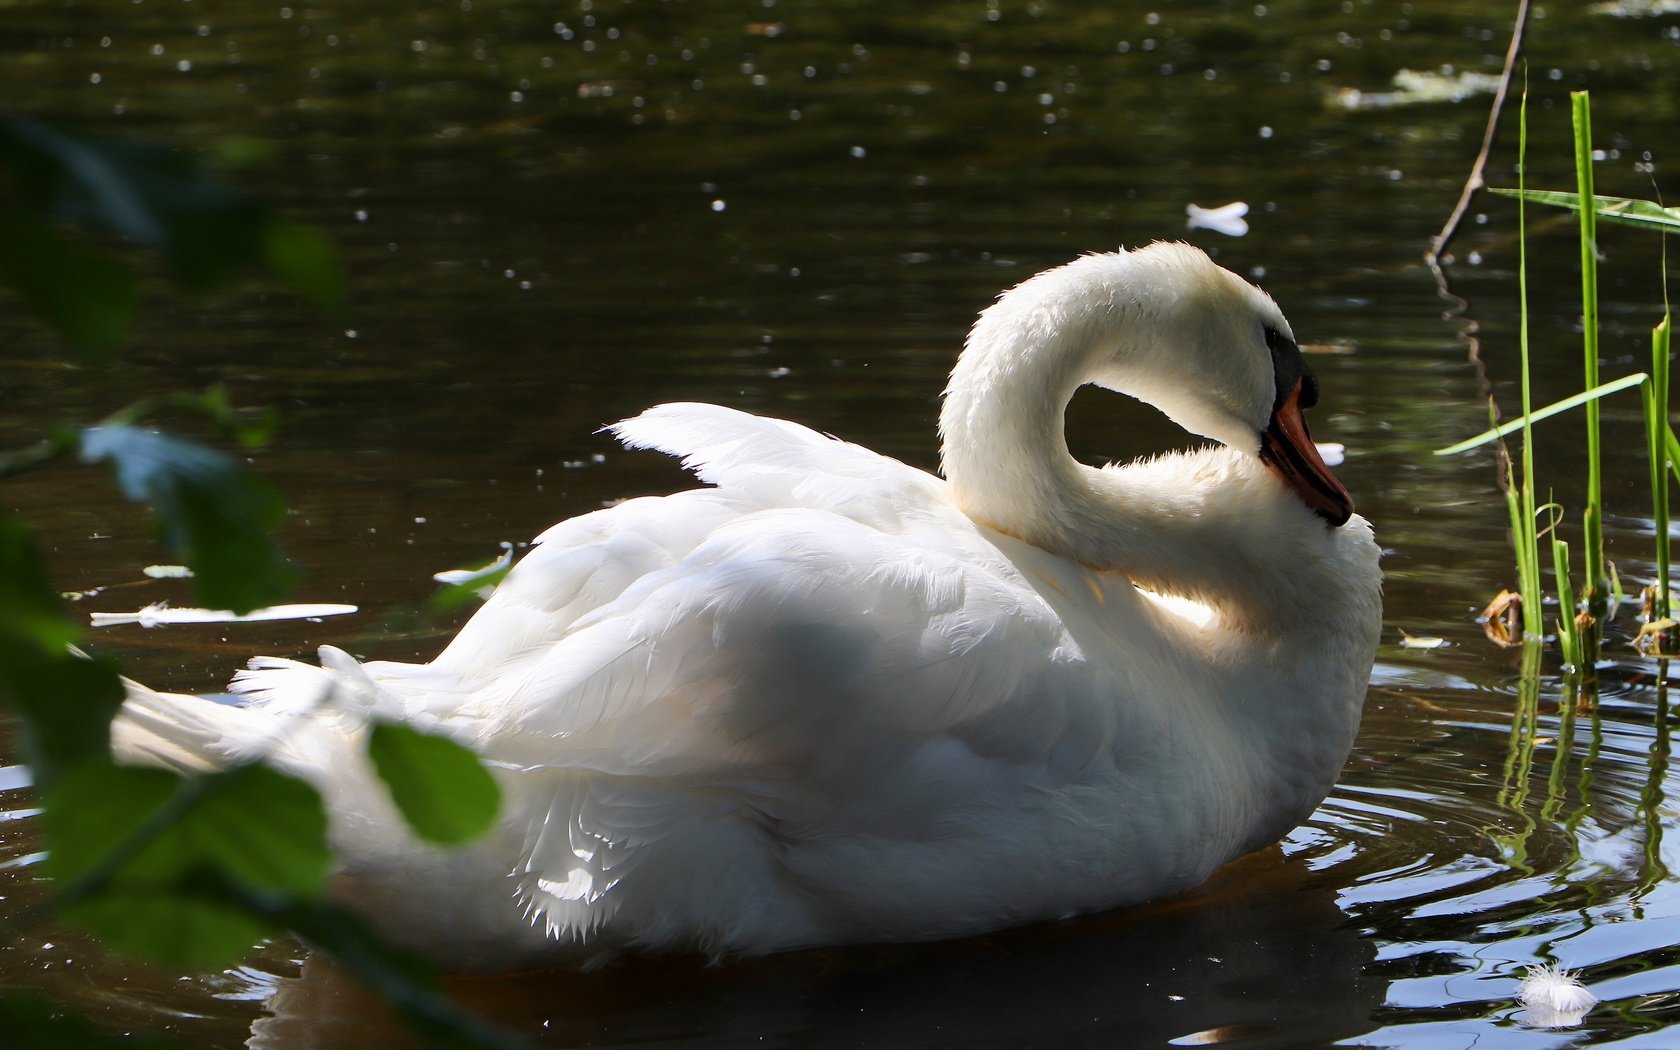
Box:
[249,851,1381,1049]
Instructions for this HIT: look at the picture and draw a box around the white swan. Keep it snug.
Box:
[114,242,1382,971]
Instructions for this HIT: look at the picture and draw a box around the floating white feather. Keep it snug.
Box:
[90,603,358,628]
[1517,964,1596,1029]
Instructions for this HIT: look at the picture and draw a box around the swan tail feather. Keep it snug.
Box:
[111,677,280,774]
[112,646,381,789]
[611,402,929,488]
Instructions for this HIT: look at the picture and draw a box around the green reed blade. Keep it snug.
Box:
[1554,536,1579,669]
[1652,313,1673,618]
[1515,78,1543,639]
[1487,189,1680,234]
[1573,91,1608,612]
[1433,373,1649,456]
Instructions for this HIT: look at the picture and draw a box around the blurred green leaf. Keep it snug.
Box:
[0,516,80,653]
[367,724,501,846]
[0,645,124,785]
[0,209,137,360]
[0,988,177,1049]
[171,384,279,451]
[263,219,346,318]
[210,136,279,169]
[41,761,332,968]
[78,425,293,613]
[428,563,513,616]
[0,117,263,289]
[43,762,332,898]
[1489,188,1680,233]
[0,118,344,317]
[65,890,275,971]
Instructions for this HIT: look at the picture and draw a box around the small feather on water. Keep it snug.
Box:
[1517,964,1596,1029]
[89,603,359,628]
[1185,201,1249,237]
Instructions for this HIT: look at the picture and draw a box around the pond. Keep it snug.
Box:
[4,0,1680,1046]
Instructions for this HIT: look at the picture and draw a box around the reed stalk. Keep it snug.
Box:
[1511,79,1545,637]
[1553,536,1580,669]
[1650,313,1673,619]
[1572,93,1609,623]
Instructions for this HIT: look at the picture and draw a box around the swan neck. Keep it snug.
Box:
[938,290,1099,537]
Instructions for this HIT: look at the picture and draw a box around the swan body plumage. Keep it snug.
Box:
[113,243,1382,970]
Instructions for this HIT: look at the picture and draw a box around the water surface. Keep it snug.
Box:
[4,1,1680,1046]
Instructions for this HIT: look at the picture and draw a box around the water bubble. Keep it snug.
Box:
[850,145,866,158]
[711,199,726,212]
[1259,125,1273,139]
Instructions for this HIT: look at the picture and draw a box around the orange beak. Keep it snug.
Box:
[1258,379,1353,527]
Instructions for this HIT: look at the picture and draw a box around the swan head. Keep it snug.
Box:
[1084,243,1352,526]
[943,242,1353,529]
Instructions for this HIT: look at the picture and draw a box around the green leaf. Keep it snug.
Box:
[0,988,177,1049]
[78,425,293,613]
[1488,188,1680,233]
[0,118,343,311]
[0,644,124,784]
[40,761,332,967]
[0,118,265,289]
[1434,372,1649,456]
[263,219,346,318]
[187,384,279,452]
[64,890,275,971]
[367,724,501,846]
[42,762,332,899]
[0,209,137,360]
[0,516,80,653]
[428,561,513,615]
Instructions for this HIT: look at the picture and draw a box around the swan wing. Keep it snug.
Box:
[311,405,1107,948]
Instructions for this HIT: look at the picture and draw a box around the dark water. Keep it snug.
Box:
[4,1,1680,1046]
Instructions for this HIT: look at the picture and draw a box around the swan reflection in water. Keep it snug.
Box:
[248,850,1383,1048]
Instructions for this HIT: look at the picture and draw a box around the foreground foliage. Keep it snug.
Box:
[0,119,519,1048]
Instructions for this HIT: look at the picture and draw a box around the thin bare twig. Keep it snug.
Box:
[1426,0,1533,269]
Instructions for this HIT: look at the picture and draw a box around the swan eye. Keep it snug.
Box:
[1299,367,1321,409]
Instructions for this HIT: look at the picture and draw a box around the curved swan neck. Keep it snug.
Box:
[939,255,1150,557]
[936,254,1361,630]
[938,291,1090,535]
